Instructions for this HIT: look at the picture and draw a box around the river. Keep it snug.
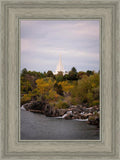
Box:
[20,109,99,140]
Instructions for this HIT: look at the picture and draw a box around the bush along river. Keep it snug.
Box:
[20,101,100,140]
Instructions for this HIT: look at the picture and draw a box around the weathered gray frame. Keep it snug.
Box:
[0,0,120,159]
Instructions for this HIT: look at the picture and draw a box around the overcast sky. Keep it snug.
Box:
[21,20,99,73]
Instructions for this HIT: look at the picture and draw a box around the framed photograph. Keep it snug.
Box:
[0,0,120,159]
[20,20,100,141]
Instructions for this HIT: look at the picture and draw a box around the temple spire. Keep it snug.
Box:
[54,55,65,75]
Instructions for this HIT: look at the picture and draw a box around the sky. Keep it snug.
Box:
[21,20,100,73]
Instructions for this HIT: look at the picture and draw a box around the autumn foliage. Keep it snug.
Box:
[21,68,99,108]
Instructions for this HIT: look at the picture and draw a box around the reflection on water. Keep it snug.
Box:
[20,109,99,140]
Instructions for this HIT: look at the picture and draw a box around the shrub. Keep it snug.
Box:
[21,94,31,105]
[55,101,69,109]
[71,73,99,106]
[61,102,69,109]
[88,116,95,121]
[91,100,99,106]
[54,83,63,96]
[70,97,78,105]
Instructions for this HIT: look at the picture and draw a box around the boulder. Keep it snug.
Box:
[64,113,73,120]
[22,102,99,125]
[57,109,67,116]
[23,101,46,111]
[88,113,99,128]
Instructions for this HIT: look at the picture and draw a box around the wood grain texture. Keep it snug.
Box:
[0,0,120,159]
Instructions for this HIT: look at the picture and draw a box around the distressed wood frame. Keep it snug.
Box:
[0,0,120,159]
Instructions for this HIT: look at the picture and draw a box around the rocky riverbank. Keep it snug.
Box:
[21,101,100,127]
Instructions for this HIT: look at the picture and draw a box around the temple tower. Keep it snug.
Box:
[54,55,65,75]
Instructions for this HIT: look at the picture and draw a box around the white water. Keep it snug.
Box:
[21,105,26,110]
[62,111,72,118]
[57,111,88,121]
[80,112,85,115]
[56,111,73,119]
[62,113,68,118]
[75,118,88,122]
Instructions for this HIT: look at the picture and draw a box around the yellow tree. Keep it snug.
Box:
[58,81,74,94]
[35,78,56,99]
[45,89,59,101]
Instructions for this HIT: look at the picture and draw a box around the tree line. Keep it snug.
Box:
[21,67,99,108]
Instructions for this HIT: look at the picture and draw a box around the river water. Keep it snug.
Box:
[20,109,99,140]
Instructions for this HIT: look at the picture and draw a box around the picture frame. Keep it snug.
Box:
[0,0,120,159]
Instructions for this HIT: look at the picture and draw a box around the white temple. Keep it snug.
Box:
[54,55,65,75]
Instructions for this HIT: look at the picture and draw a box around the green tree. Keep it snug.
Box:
[21,68,27,76]
[46,70,54,78]
[71,67,77,73]
[67,67,78,80]
[68,71,78,80]
[86,70,94,76]
[43,72,47,77]
[54,83,63,96]
[55,74,64,82]
[63,74,69,80]
[71,73,99,106]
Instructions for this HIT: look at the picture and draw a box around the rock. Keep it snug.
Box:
[88,113,99,127]
[87,113,93,116]
[29,109,42,113]
[22,102,99,125]
[23,101,46,111]
[57,109,67,116]
[72,115,81,119]
[22,101,56,117]
[64,112,73,120]
[61,111,73,119]
[22,101,67,117]
[44,104,53,116]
